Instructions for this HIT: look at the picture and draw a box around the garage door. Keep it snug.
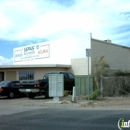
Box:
[6,71,17,81]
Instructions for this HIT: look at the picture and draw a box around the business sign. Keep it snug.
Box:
[14,48,23,62]
[13,43,50,63]
[13,31,91,65]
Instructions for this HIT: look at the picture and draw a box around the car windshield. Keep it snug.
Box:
[0,81,11,87]
[43,73,50,79]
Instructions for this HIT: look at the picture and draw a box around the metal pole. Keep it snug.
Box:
[72,86,76,102]
[86,49,91,101]
[88,55,90,101]
[101,75,103,97]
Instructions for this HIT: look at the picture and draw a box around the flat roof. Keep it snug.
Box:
[92,38,130,49]
[0,64,71,69]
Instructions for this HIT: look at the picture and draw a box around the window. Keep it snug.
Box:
[60,72,69,79]
[11,81,19,87]
[0,81,11,86]
[19,71,34,80]
[68,73,75,80]
[43,73,50,79]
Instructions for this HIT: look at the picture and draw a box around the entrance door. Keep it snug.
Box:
[0,72,4,82]
[6,71,16,81]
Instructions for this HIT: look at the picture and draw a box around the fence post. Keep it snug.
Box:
[100,75,103,97]
[72,86,76,102]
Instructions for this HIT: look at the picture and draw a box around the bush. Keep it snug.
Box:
[87,89,101,100]
[113,70,130,76]
[64,90,69,96]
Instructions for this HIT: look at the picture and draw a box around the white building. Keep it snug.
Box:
[0,35,130,81]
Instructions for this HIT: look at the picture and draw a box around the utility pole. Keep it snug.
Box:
[86,49,91,101]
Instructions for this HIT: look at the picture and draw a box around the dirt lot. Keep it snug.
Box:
[75,95,130,109]
[0,95,130,110]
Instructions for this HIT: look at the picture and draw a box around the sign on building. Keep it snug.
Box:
[13,31,92,65]
[13,43,50,64]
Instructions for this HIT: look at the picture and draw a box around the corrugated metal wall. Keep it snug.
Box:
[75,75,93,96]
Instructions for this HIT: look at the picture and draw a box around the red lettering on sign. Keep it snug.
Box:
[38,49,48,54]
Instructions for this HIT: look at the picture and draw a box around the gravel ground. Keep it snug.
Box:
[1,95,130,110]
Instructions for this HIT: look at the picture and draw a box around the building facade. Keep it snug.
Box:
[0,38,130,81]
[91,38,130,71]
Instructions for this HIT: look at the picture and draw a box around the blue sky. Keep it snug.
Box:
[0,0,130,65]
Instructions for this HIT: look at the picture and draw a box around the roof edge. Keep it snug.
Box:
[91,38,130,49]
[0,64,71,69]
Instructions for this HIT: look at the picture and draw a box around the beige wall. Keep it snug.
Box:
[68,58,91,75]
[34,67,68,79]
[1,66,85,79]
[91,39,130,71]
[0,67,68,80]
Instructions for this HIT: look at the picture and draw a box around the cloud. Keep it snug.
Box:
[0,56,13,65]
[0,0,130,44]
[0,0,130,65]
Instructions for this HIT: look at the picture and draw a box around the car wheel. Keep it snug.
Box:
[8,92,15,99]
[27,93,35,99]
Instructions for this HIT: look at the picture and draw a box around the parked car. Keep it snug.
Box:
[0,80,24,98]
[19,71,75,99]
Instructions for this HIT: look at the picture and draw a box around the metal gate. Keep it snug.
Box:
[75,75,93,96]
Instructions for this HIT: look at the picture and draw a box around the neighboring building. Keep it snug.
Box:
[0,37,130,81]
[91,38,130,71]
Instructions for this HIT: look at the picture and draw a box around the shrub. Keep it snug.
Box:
[64,90,69,96]
[113,70,130,76]
[87,89,101,100]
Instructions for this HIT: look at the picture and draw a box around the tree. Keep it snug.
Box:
[92,56,110,90]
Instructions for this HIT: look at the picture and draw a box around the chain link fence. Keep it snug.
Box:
[101,76,130,96]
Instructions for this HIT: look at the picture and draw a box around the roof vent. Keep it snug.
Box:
[104,39,111,43]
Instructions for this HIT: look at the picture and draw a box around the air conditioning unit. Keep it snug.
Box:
[104,39,111,43]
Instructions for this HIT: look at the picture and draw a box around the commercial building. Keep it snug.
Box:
[0,36,130,81]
